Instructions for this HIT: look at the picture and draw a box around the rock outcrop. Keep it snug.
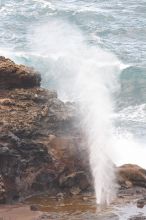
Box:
[117,164,146,200]
[0,57,91,203]
[0,56,41,89]
[118,164,146,188]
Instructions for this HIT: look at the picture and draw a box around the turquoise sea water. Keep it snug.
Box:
[0,0,146,167]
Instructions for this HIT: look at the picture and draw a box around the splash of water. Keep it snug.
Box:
[28,19,123,204]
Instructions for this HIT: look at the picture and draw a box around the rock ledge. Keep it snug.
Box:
[0,56,41,89]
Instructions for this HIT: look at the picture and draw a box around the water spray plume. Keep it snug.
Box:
[29,19,123,204]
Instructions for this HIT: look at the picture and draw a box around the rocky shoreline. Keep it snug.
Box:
[0,56,91,203]
[1,57,146,218]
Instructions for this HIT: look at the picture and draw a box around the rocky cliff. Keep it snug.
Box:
[0,57,91,203]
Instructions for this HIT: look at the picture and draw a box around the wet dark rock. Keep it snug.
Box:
[128,216,146,220]
[37,213,57,220]
[30,204,40,211]
[137,199,145,208]
[137,195,146,208]
[36,212,119,220]
[59,171,90,191]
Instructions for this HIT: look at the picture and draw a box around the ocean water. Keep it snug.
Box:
[0,0,146,169]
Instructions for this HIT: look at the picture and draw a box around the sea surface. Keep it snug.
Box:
[0,0,146,167]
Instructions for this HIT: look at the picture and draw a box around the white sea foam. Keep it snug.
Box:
[32,0,55,10]
[113,130,146,169]
[115,104,146,123]
[112,103,146,169]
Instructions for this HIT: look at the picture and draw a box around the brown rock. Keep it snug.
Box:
[117,164,146,188]
[137,199,145,208]
[30,204,40,211]
[0,57,89,203]
[0,56,41,89]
